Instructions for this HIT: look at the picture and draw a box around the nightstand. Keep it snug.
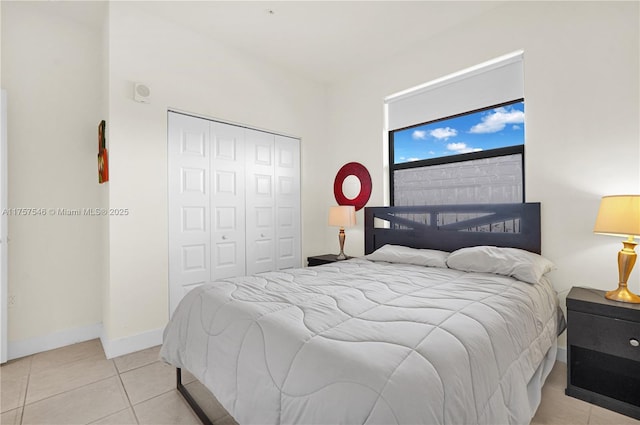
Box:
[565,286,640,420]
[307,254,353,267]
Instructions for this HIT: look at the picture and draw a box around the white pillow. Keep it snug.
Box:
[446,246,555,284]
[365,244,449,268]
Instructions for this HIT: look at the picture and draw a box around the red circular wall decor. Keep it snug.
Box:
[333,162,372,211]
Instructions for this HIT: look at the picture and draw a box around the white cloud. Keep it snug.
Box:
[447,142,483,154]
[512,125,521,130]
[447,142,467,151]
[398,156,422,162]
[469,107,524,134]
[430,127,457,140]
[412,130,427,140]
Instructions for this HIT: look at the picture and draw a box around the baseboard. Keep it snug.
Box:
[556,345,567,363]
[100,327,163,359]
[7,322,103,361]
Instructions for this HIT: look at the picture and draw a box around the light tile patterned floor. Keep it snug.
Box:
[1,339,638,424]
[0,340,234,425]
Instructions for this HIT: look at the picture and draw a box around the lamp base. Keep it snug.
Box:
[605,285,640,304]
[605,238,640,303]
[336,226,347,260]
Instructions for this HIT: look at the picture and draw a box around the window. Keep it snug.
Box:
[392,100,524,164]
[385,51,525,206]
[390,100,524,206]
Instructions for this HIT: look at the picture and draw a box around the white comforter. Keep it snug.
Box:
[161,259,560,425]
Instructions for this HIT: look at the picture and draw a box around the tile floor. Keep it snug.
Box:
[0,339,235,424]
[0,339,638,425]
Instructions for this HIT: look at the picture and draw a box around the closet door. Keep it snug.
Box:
[245,129,276,275]
[211,122,246,279]
[169,112,302,316]
[168,113,211,315]
[275,136,301,270]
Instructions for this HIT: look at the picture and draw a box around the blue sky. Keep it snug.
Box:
[393,101,524,164]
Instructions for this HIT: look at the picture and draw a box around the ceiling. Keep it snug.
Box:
[127,1,504,84]
[33,0,505,84]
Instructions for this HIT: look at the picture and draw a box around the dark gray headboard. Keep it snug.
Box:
[364,203,541,255]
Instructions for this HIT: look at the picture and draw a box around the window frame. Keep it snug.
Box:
[388,98,525,206]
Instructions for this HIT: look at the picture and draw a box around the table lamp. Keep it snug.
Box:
[328,205,356,260]
[593,195,640,303]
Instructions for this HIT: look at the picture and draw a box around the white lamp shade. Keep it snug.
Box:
[593,195,640,237]
[328,205,356,227]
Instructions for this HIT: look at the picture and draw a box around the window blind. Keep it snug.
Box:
[385,51,524,131]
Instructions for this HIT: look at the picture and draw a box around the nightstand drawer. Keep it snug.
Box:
[569,310,640,362]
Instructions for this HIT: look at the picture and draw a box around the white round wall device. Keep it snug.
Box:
[134,83,151,103]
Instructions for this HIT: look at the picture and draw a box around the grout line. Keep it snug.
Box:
[28,351,109,377]
[128,386,177,408]
[87,407,135,425]
[28,341,106,374]
[116,365,141,424]
[116,356,162,375]
[133,387,174,405]
[586,405,593,425]
[20,373,117,408]
[19,358,32,425]
[98,341,143,424]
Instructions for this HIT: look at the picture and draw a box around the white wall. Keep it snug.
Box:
[102,2,328,348]
[320,1,639,349]
[1,2,108,353]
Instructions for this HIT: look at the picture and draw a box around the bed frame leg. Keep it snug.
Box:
[176,368,214,425]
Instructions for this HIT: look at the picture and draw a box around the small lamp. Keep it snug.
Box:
[593,195,640,303]
[328,205,356,260]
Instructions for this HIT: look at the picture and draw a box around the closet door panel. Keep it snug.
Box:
[168,113,211,315]
[275,136,301,270]
[169,113,301,317]
[211,122,246,280]
[245,129,275,275]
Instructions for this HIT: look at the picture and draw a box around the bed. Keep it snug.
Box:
[161,203,563,425]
